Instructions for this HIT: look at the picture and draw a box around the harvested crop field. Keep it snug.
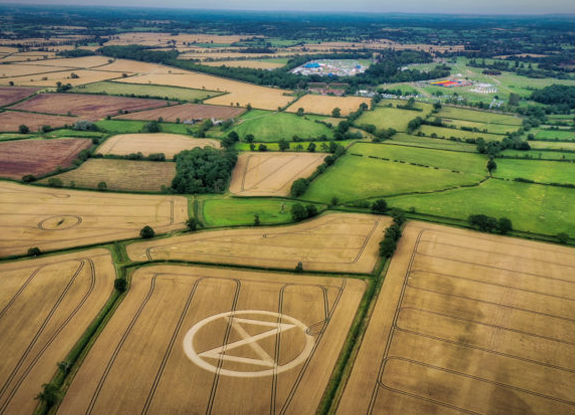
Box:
[0,249,116,415]
[337,221,575,415]
[0,87,40,107]
[9,93,173,120]
[2,69,125,87]
[96,133,219,159]
[229,152,326,196]
[39,159,176,192]
[128,212,389,273]
[0,111,78,132]
[114,102,245,122]
[57,264,364,415]
[0,138,91,179]
[0,182,188,257]
[119,73,295,110]
[286,95,370,116]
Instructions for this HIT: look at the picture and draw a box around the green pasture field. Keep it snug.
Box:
[495,73,575,97]
[202,198,317,226]
[230,110,334,142]
[494,159,575,185]
[356,107,428,132]
[437,106,522,125]
[533,129,575,140]
[303,154,481,204]
[0,133,37,141]
[390,133,477,152]
[351,143,487,176]
[528,141,575,151]
[501,149,575,161]
[71,81,218,102]
[443,119,519,135]
[94,120,193,135]
[419,125,502,141]
[387,178,575,236]
[48,129,107,138]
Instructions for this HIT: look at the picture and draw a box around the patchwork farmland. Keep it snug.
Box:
[96,133,219,159]
[0,182,187,257]
[229,152,326,196]
[338,221,575,415]
[57,265,365,415]
[127,213,390,274]
[0,138,92,179]
[0,249,115,415]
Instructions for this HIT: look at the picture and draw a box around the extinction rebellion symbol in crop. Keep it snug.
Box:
[183,310,314,378]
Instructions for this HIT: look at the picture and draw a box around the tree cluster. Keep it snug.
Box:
[290,203,318,222]
[379,210,406,258]
[171,147,237,194]
[468,214,513,234]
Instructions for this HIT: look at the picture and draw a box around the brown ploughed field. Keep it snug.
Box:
[9,93,173,120]
[95,133,219,159]
[114,102,245,122]
[127,212,389,274]
[0,182,188,257]
[0,138,92,179]
[229,152,326,197]
[0,87,40,107]
[337,221,575,415]
[0,111,78,132]
[0,249,115,415]
[57,265,365,415]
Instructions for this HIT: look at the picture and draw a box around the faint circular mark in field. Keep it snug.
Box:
[38,215,82,230]
[183,310,314,378]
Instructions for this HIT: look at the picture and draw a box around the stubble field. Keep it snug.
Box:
[114,102,245,122]
[0,248,115,415]
[337,221,575,415]
[127,212,389,274]
[96,133,219,159]
[39,159,177,192]
[0,111,79,132]
[229,152,326,197]
[0,182,188,257]
[0,138,92,179]
[57,264,365,415]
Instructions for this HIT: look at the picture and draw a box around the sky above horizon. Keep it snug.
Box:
[4,0,575,15]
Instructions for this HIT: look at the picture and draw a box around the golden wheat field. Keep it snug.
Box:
[0,181,188,257]
[229,152,326,197]
[127,212,389,273]
[96,133,220,159]
[337,221,575,415]
[286,95,370,116]
[57,264,364,415]
[0,248,115,415]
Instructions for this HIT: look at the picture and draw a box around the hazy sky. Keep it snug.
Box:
[4,0,575,14]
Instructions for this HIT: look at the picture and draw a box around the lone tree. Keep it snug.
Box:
[140,225,155,239]
[295,262,303,273]
[497,217,513,235]
[114,278,128,293]
[278,139,290,152]
[296,107,304,116]
[254,214,260,226]
[19,124,29,134]
[557,232,570,244]
[486,158,497,175]
[186,217,199,231]
[97,181,107,191]
[21,174,36,183]
[331,107,341,117]
[245,134,255,143]
[28,247,41,257]
[371,199,388,214]
[35,383,60,408]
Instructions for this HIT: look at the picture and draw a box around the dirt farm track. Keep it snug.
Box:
[127,213,390,273]
[56,265,365,415]
[0,249,115,415]
[337,221,575,415]
[0,182,188,257]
